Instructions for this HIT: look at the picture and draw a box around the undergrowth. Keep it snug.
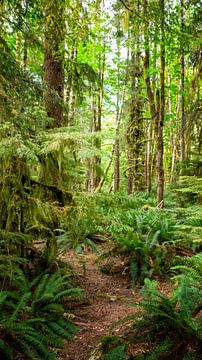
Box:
[0,270,82,359]
[101,254,202,359]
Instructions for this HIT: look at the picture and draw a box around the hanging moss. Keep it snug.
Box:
[0,155,31,232]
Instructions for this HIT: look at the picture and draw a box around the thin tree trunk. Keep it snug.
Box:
[170,134,177,183]
[145,118,153,192]
[156,0,165,205]
[114,121,120,191]
[16,0,22,64]
[180,0,185,165]
[16,31,22,63]
[23,0,29,70]
[143,0,156,192]
[114,33,121,192]
[95,155,114,193]
[92,50,105,189]
[66,43,77,125]
[92,92,99,189]
[96,77,127,193]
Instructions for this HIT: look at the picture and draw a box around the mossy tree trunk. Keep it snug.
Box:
[180,0,186,166]
[43,0,65,128]
[156,0,165,205]
[127,22,145,194]
[0,157,30,233]
[143,0,156,193]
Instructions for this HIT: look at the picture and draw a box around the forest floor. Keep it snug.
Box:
[58,242,171,360]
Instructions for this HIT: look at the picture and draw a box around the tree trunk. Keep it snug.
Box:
[43,0,65,128]
[92,92,99,189]
[156,0,165,205]
[127,15,145,194]
[66,43,77,125]
[23,1,29,70]
[92,50,105,189]
[16,0,22,64]
[143,0,156,193]
[114,33,121,192]
[180,0,185,165]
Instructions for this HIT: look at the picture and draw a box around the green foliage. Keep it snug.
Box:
[172,252,202,287]
[105,345,126,360]
[0,271,81,359]
[106,208,177,284]
[173,175,202,205]
[56,193,103,252]
[101,335,126,360]
[123,275,202,359]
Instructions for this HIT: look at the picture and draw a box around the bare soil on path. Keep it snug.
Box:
[58,247,140,360]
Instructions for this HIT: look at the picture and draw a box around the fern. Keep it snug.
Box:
[105,344,126,360]
[123,278,202,359]
[146,340,172,360]
[0,271,81,359]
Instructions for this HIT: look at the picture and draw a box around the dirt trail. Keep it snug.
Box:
[59,248,139,360]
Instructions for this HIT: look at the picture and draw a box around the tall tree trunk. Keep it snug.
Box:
[180,0,185,165]
[66,43,77,125]
[143,0,156,193]
[43,0,65,128]
[114,114,120,192]
[92,50,105,189]
[23,0,29,70]
[156,0,165,205]
[127,13,145,194]
[16,0,22,64]
[16,30,22,63]
[114,34,121,192]
[92,92,99,189]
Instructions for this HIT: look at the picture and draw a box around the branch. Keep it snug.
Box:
[118,0,149,23]
[119,0,133,12]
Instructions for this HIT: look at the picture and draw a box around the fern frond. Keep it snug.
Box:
[53,288,82,302]
[22,334,56,360]
[33,274,50,301]
[9,292,31,322]
[40,303,64,313]
[56,317,78,334]
[0,339,13,359]
[48,320,77,340]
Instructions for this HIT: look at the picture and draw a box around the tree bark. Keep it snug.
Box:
[114,32,121,192]
[43,0,65,128]
[66,43,77,125]
[23,0,29,70]
[92,50,105,189]
[143,0,156,193]
[180,0,185,165]
[156,0,165,205]
[127,11,145,194]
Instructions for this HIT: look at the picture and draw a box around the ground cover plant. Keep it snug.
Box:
[0,269,81,359]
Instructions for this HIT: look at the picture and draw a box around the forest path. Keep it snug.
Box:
[58,245,139,360]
